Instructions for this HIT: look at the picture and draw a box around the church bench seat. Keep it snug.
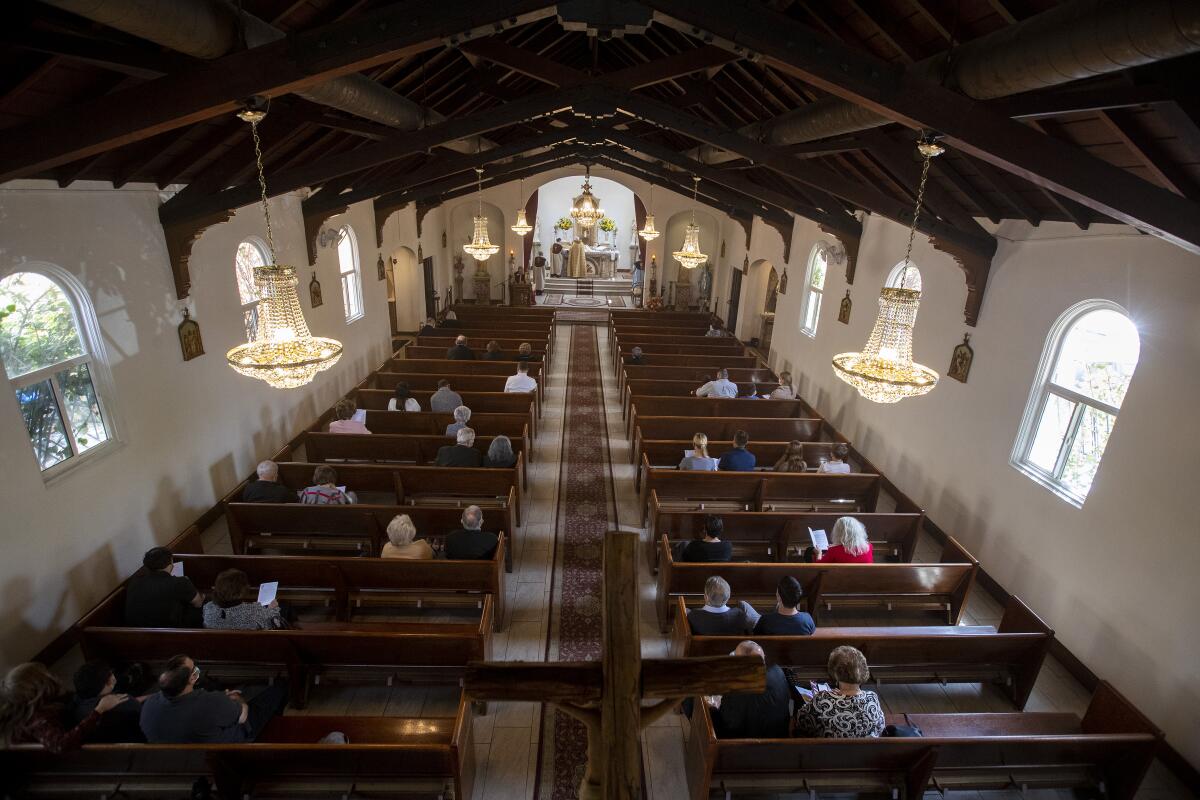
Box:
[306,431,529,481]
[415,334,549,350]
[636,440,836,489]
[632,417,824,463]
[384,357,545,376]
[612,341,745,373]
[684,681,1160,800]
[401,345,549,372]
[360,411,529,441]
[656,534,978,630]
[623,379,782,418]
[647,508,923,571]
[619,365,775,395]
[370,369,545,406]
[452,303,556,319]
[1,698,477,800]
[628,396,817,438]
[352,387,539,428]
[671,595,1052,708]
[615,354,761,372]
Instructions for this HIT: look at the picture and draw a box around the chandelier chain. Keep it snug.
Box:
[899,144,934,287]
[249,119,276,261]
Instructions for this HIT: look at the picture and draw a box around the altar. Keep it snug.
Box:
[585,247,618,278]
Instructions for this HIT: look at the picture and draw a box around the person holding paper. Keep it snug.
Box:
[328,399,371,435]
[752,576,815,636]
[769,371,795,400]
[817,442,852,473]
[812,517,874,564]
[124,547,203,628]
[678,433,719,471]
[792,646,885,739]
[680,514,732,562]
[299,465,356,505]
[202,569,284,630]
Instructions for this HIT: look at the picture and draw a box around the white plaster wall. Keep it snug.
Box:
[0,181,396,665]
[532,174,636,267]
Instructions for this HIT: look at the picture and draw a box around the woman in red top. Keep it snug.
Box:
[815,516,874,564]
[0,662,128,753]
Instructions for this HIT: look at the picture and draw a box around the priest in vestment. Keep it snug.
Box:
[567,238,588,278]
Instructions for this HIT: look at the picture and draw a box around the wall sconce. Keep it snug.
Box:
[817,241,846,265]
[318,228,342,249]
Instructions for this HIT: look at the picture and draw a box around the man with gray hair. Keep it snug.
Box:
[626,346,644,366]
[686,575,759,635]
[445,505,498,560]
[695,368,738,398]
[706,640,791,739]
[445,405,473,437]
[241,460,293,503]
[435,427,482,467]
[446,335,475,360]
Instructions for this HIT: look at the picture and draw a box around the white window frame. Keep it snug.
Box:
[337,225,365,323]
[234,237,269,342]
[1010,299,1137,508]
[0,264,121,481]
[885,261,923,292]
[799,243,829,338]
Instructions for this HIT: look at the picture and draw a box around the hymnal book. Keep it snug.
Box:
[170,562,184,577]
[257,581,278,607]
[808,528,829,550]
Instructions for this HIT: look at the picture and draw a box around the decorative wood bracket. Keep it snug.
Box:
[763,216,793,263]
[731,211,753,252]
[931,236,994,326]
[818,222,862,285]
[374,198,409,248]
[415,198,437,243]
[303,203,348,267]
[162,209,233,300]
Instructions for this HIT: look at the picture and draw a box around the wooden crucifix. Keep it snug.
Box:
[464,531,765,799]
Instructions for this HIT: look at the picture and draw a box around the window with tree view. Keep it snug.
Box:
[800,244,828,337]
[0,272,112,472]
[235,239,267,341]
[1013,302,1140,506]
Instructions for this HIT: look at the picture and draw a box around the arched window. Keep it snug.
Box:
[886,262,923,292]
[234,238,268,341]
[1011,301,1140,506]
[0,270,115,473]
[800,244,829,337]
[337,226,364,323]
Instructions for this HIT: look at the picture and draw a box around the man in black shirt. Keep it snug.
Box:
[125,547,203,627]
[241,460,294,503]
[686,575,759,635]
[435,428,483,467]
[483,340,507,361]
[625,346,644,365]
[680,515,733,562]
[446,335,476,360]
[140,655,287,743]
[709,641,791,739]
[418,317,437,336]
[445,505,499,560]
[752,576,816,636]
[68,661,145,743]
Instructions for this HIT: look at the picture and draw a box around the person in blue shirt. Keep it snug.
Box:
[718,430,756,471]
[752,576,816,636]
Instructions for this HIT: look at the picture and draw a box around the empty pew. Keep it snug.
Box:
[683,681,1160,800]
[672,595,1053,708]
[306,431,530,482]
[655,533,979,630]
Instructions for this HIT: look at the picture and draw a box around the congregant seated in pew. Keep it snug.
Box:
[818,442,851,473]
[695,368,737,398]
[516,342,539,363]
[68,661,146,744]
[242,459,294,503]
[445,505,498,560]
[792,645,885,739]
[445,405,472,436]
[811,516,874,564]
[436,428,483,467]
[484,340,505,361]
[418,317,437,336]
[626,346,644,365]
[388,382,421,412]
[686,576,759,635]
[202,569,285,630]
[706,641,791,739]
[484,435,517,469]
[125,547,203,628]
[430,379,463,413]
[139,655,288,744]
[678,514,731,563]
[446,335,475,360]
[678,432,718,472]
[773,440,807,473]
[504,362,537,393]
[380,513,433,560]
[752,576,815,636]
[770,371,795,399]
[717,430,756,472]
[0,663,133,753]
[705,323,724,337]
[328,398,371,435]
[299,465,356,505]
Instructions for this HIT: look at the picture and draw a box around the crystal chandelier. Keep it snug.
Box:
[832,135,943,404]
[226,105,342,390]
[510,177,532,236]
[639,182,659,241]
[672,176,708,269]
[463,168,500,262]
[569,165,604,229]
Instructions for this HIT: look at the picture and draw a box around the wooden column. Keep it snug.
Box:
[602,531,643,799]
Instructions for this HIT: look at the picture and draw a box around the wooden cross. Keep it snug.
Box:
[464,531,765,799]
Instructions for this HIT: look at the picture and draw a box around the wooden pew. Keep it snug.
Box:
[628,396,816,438]
[404,344,547,365]
[632,417,824,464]
[370,367,544,406]
[623,379,782,418]
[636,440,835,489]
[1,699,479,800]
[655,533,979,630]
[684,681,1161,800]
[306,431,529,483]
[620,364,776,395]
[453,304,556,319]
[384,357,545,375]
[352,387,538,431]
[617,353,760,371]
[647,508,923,571]
[613,340,744,373]
[672,595,1053,708]
[360,411,530,442]
[416,335,548,350]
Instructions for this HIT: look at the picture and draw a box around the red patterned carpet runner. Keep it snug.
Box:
[535,323,618,799]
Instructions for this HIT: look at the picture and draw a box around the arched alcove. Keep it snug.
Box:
[663,208,719,296]
[741,258,775,351]
[531,174,641,270]
[449,199,506,281]
[389,245,419,333]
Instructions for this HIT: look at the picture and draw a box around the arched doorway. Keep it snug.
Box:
[389,245,418,333]
[761,266,780,355]
[740,258,775,351]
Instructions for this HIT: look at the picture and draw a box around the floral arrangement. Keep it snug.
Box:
[645,295,665,311]
[555,217,574,231]
[598,217,616,233]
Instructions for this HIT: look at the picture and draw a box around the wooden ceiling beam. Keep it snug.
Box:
[389,148,587,208]
[864,130,988,234]
[1099,110,1200,200]
[603,45,740,90]
[931,156,1004,225]
[5,28,197,79]
[970,158,1042,226]
[991,84,1177,121]
[843,0,918,64]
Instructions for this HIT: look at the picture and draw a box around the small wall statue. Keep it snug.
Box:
[948,333,974,383]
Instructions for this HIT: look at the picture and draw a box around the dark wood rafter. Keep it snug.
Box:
[970,158,1042,226]
[1025,120,1094,228]
[932,156,1004,225]
[1098,110,1200,200]
[863,131,986,234]
[991,83,1178,121]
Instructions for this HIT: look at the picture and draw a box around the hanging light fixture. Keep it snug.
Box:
[832,134,943,404]
[463,168,500,262]
[569,165,604,229]
[510,177,532,236]
[672,176,708,269]
[226,104,342,390]
[639,181,660,241]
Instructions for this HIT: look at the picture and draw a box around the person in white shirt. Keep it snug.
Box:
[705,324,723,337]
[387,382,421,412]
[769,371,795,400]
[504,362,538,393]
[695,369,738,398]
[818,443,852,474]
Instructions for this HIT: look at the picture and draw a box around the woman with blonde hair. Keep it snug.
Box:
[772,440,807,472]
[813,516,873,564]
[0,663,128,752]
[381,514,434,559]
[678,432,719,471]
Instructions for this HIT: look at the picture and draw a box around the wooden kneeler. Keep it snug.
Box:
[464,531,765,799]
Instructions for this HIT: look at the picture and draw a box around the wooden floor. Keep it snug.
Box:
[156,321,1190,799]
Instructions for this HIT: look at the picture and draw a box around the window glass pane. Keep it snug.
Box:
[16,379,71,469]
[0,273,85,378]
[1060,405,1116,497]
[808,252,827,290]
[804,289,821,332]
[338,229,355,276]
[57,362,108,453]
[242,306,259,343]
[1050,309,1139,407]
[889,264,922,292]
[235,241,266,306]
[1028,393,1076,472]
